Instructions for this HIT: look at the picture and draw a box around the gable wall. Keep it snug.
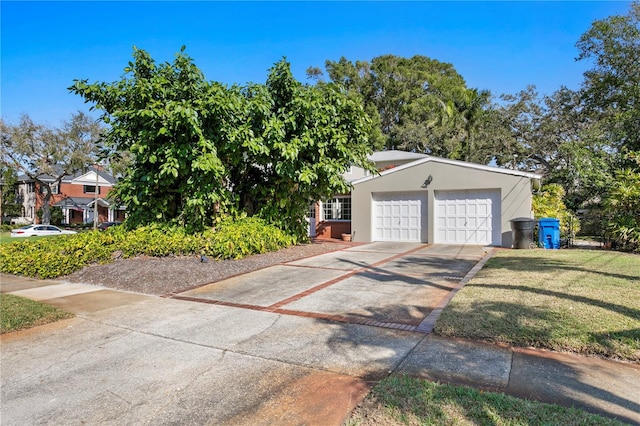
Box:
[351,161,535,247]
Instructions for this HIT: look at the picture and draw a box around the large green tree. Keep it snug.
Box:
[575,1,640,249]
[489,86,614,210]
[576,1,640,153]
[311,55,491,161]
[71,48,375,237]
[0,112,102,224]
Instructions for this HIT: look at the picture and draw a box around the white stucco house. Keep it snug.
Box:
[313,150,542,248]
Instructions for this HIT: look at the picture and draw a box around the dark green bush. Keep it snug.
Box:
[603,169,640,252]
[0,216,296,279]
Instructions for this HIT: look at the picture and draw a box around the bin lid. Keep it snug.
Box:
[510,217,535,223]
[538,217,560,223]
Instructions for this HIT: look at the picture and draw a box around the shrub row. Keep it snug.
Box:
[0,216,296,279]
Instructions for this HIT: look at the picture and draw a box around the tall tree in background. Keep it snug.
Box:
[0,113,102,224]
[311,54,491,160]
[490,86,614,210]
[0,167,21,220]
[576,1,640,154]
[71,48,375,237]
[574,1,640,249]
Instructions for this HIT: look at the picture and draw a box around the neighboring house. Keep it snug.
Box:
[14,167,126,225]
[313,150,542,248]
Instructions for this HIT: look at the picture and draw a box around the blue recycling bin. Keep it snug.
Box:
[538,218,560,249]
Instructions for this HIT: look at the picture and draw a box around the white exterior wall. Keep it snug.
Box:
[351,160,536,248]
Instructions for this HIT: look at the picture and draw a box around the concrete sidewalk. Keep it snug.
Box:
[397,335,640,425]
[2,247,640,425]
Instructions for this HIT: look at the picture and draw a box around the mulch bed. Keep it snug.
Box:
[65,240,353,296]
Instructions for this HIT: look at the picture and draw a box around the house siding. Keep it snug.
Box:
[35,182,113,224]
[14,170,119,224]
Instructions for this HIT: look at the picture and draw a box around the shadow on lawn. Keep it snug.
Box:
[435,297,639,361]
[465,283,640,321]
[485,251,640,282]
[435,300,570,347]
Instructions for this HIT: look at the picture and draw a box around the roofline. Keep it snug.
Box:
[16,168,116,185]
[352,156,543,185]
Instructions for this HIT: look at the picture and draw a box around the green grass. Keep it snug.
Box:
[0,294,74,334]
[0,231,15,244]
[347,375,624,426]
[0,232,57,244]
[435,249,640,362]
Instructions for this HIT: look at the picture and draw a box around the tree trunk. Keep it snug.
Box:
[41,184,51,225]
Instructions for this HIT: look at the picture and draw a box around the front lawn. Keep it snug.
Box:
[0,231,14,244]
[0,294,74,334]
[347,375,624,426]
[435,249,640,362]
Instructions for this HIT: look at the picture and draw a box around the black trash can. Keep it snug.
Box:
[510,218,536,249]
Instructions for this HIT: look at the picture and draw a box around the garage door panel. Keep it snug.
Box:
[373,193,426,242]
[435,190,500,246]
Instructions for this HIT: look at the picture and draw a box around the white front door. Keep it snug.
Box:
[435,190,500,245]
[373,192,426,242]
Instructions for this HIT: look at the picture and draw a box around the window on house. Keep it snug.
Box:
[39,183,59,195]
[27,182,35,193]
[322,196,351,221]
[83,185,100,194]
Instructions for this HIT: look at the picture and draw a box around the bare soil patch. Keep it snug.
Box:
[65,240,353,296]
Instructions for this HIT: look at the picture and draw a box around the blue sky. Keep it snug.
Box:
[1,1,631,126]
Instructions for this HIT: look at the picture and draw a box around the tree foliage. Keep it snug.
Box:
[0,112,102,224]
[0,167,21,219]
[577,1,640,153]
[310,54,493,162]
[532,183,580,237]
[71,47,375,237]
[573,2,640,247]
[602,161,640,252]
[491,86,614,210]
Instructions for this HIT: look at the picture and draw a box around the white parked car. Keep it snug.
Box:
[10,225,77,238]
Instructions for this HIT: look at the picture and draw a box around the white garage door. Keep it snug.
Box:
[435,190,500,245]
[373,193,426,242]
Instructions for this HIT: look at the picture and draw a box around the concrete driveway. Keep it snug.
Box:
[177,243,490,330]
[0,243,491,425]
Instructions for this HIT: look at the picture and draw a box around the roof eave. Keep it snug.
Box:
[352,156,544,186]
